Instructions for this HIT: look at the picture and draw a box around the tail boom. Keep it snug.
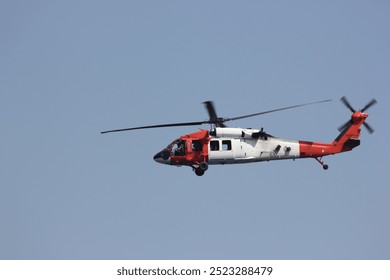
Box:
[299,111,368,158]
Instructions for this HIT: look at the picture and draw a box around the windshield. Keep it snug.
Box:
[166,139,186,156]
[166,139,179,150]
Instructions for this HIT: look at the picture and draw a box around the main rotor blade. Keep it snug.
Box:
[340,96,356,113]
[363,122,375,134]
[361,98,377,112]
[226,99,332,122]
[203,101,226,127]
[203,101,219,122]
[101,121,206,134]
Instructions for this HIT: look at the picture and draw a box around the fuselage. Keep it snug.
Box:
[153,118,365,176]
[153,128,310,167]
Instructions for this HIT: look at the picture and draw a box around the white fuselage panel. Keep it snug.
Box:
[208,136,299,165]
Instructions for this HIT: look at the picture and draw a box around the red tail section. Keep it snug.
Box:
[331,111,369,152]
[299,111,368,158]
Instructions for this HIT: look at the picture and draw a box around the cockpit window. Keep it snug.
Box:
[166,140,177,149]
[172,140,186,156]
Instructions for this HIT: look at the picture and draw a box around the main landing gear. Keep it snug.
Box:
[194,162,208,176]
[315,157,329,170]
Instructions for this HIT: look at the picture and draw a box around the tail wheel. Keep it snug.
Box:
[315,157,329,171]
[323,164,329,170]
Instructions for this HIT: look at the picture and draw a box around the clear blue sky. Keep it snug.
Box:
[1,0,389,259]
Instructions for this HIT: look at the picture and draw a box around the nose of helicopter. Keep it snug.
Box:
[153,149,171,164]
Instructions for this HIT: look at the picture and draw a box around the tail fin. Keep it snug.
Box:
[332,111,368,152]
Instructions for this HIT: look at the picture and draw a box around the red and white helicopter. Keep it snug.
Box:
[102,97,376,176]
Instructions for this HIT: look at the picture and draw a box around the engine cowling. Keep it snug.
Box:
[210,127,263,139]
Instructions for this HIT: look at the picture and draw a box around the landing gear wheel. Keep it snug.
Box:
[199,162,208,171]
[195,169,205,176]
[323,164,329,170]
[314,157,329,171]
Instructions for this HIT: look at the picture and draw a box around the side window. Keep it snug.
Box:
[210,140,219,151]
[222,140,232,151]
[192,140,202,152]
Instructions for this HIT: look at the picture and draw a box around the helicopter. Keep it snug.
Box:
[101,96,377,176]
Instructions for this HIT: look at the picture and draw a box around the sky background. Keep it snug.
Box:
[1,0,389,260]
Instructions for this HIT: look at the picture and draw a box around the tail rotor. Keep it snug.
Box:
[338,96,377,134]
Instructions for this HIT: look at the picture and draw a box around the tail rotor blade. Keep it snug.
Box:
[338,120,351,132]
[340,96,356,113]
[363,122,375,134]
[361,98,377,112]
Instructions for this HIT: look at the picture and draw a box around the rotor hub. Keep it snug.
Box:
[351,111,368,123]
